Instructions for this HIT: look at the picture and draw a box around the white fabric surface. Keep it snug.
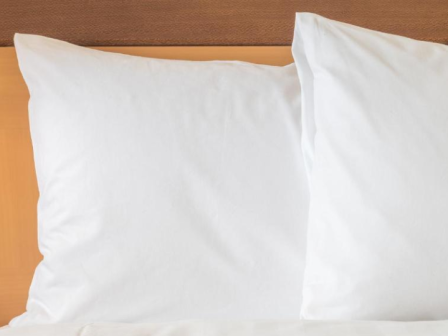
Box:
[13,34,309,325]
[2,320,448,336]
[293,13,448,320]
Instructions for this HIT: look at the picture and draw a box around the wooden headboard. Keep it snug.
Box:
[2,0,448,46]
[1,0,448,327]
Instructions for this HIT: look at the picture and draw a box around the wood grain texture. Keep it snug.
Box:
[0,46,292,327]
[1,0,448,46]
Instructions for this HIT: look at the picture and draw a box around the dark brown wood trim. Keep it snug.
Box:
[1,0,448,47]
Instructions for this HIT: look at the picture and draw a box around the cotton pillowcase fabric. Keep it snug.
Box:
[12,34,309,326]
[293,13,448,320]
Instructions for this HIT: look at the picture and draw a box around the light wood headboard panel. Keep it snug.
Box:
[0,46,293,326]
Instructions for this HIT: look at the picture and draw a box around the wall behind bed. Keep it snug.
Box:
[1,0,448,327]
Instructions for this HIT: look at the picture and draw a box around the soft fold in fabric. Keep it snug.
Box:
[293,13,448,320]
[2,320,448,336]
[12,34,309,326]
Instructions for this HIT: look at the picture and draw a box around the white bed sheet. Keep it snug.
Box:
[1,320,447,336]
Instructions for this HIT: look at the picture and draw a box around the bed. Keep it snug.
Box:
[1,0,448,334]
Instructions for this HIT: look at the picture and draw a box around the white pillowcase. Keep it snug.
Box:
[12,34,309,326]
[293,13,448,320]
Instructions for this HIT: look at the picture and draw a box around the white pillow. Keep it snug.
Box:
[12,34,309,326]
[293,13,448,320]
